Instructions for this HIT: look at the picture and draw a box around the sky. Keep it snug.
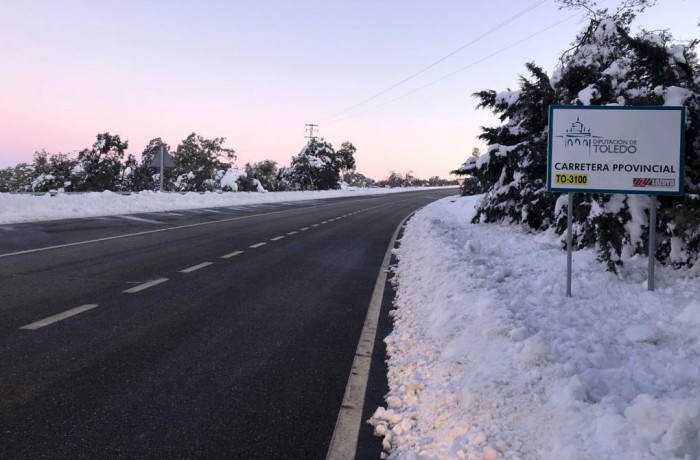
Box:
[1,0,698,180]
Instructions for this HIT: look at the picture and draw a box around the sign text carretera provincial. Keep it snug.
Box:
[547,105,685,195]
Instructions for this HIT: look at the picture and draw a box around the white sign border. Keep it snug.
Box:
[547,105,686,196]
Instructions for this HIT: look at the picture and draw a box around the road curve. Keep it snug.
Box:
[0,189,456,459]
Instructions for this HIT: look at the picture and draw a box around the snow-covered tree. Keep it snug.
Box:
[283,138,357,190]
[244,160,280,191]
[29,150,79,192]
[75,133,130,192]
[171,133,236,192]
[464,2,700,271]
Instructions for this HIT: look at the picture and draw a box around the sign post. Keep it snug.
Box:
[148,146,174,192]
[547,105,685,294]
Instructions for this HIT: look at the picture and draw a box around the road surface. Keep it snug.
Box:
[0,189,456,459]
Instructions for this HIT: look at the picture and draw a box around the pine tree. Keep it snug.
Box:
[465,2,700,271]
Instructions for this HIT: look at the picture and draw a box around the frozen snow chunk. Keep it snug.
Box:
[472,431,487,446]
[517,332,550,366]
[678,300,700,325]
[624,325,658,344]
[483,445,501,460]
[508,327,529,342]
[465,240,481,254]
[386,395,403,409]
[577,85,599,105]
[551,375,588,409]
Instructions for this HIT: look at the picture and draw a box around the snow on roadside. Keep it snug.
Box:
[0,187,445,225]
[370,195,700,460]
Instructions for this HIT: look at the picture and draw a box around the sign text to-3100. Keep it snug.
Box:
[547,105,685,195]
[554,173,587,185]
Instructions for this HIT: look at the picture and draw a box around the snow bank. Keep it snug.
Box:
[371,195,700,459]
[0,187,451,225]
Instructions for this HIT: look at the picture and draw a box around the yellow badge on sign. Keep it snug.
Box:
[554,174,588,186]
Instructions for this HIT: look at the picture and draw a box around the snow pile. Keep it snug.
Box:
[220,168,247,191]
[371,195,700,459]
[0,187,449,225]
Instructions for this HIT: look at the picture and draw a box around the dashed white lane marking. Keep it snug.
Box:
[115,215,165,224]
[20,304,99,330]
[300,227,310,231]
[146,212,185,217]
[250,242,267,249]
[312,224,320,227]
[221,250,244,259]
[321,221,328,224]
[180,262,213,273]
[270,236,285,241]
[123,278,169,293]
[287,231,299,235]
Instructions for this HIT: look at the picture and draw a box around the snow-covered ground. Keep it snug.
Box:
[0,187,441,225]
[371,195,700,460]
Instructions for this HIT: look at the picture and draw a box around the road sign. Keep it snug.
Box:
[548,105,685,196]
[149,150,174,168]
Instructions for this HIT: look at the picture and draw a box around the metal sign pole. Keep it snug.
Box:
[648,195,657,291]
[159,145,164,192]
[567,193,574,297]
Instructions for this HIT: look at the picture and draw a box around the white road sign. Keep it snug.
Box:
[547,105,685,195]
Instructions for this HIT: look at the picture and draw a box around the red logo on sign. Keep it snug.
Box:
[633,178,653,187]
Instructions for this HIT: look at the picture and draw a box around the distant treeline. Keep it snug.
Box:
[0,133,456,193]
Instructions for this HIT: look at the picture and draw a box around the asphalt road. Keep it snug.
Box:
[0,189,456,459]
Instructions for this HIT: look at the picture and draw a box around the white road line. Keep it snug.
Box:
[286,231,299,235]
[221,250,244,259]
[115,215,165,224]
[250,242,267,249]
[312,224,320,227]
[180,262,213,273]
[0,208,303,259]
[300,227,310,231]
[0,197,407,260]
[321,221,328,224]
[202,209,223,213]
[270,236,285,241]
[20,304,99,330]
[325,212,414,460]
[123,278,169,293]
[146,212,185,217]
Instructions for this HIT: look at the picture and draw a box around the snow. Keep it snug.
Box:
[371,195,700,460]
[0,187,446,225]
[220,168,247,191]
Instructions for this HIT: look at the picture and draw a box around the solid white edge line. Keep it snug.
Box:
[20,304,99,330]
[325,211,416,460]
[221,250,244,259]
[123,278,169,293]
[180,262,213,273]
[250,242,267,249]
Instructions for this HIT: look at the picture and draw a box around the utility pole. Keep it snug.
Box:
[305,123,318,140]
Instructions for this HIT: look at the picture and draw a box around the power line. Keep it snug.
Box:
[317,0,548,124]
[326,11,583,125]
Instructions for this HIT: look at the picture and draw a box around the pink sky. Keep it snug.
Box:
[1,0,697,180]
